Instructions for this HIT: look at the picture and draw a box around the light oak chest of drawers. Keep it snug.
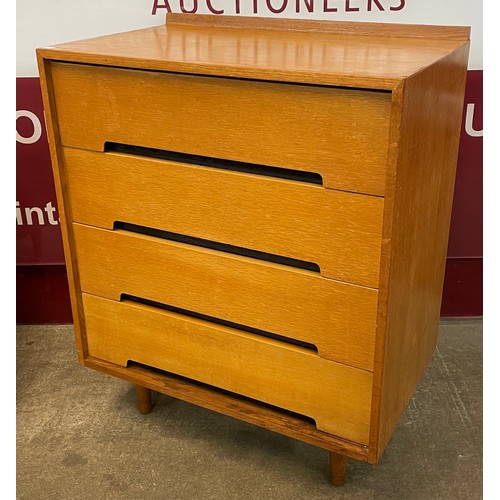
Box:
[37,14,469,485]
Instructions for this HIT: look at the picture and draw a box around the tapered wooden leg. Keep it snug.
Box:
[329,452,347,486]
[135,384,153,414]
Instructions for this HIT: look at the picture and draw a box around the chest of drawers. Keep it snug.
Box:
[37,14,469,485]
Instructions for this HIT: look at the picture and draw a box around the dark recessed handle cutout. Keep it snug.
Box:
[104,142,323,185]
[126,359,317,426]
[114,221,321,273]
[121,293,318,353]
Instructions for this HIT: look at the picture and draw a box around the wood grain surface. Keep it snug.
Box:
[73,223,378,370]
[52,63,391,195]
[168,13,470,40]
[368,44,470,463]
[83,293,373,444]
[64,147,384,287]
[35,57,88,361]
[85,356,370,461]
[36,18,469,90]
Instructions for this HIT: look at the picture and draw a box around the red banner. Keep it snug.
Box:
[16,78,64,265]
[447,70,483,258]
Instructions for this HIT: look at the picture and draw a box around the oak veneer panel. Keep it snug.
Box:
[169,14,470,40]
[85,356,370,461]
[369,44,470,462]
[35,57,88,362]
[83,293,373,444]
[65,148,384,287]
[37,18,469,90]
[73,223,378,371]
[52,63,391,195]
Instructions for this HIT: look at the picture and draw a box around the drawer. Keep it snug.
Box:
[83,293,373,444]
[73,223,378,371]
[65,148,384,287]
[52,62,392,195]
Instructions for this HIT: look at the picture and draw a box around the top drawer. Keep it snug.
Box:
[51,62,391,196]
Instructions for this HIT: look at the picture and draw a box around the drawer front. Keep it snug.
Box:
[83,293,372,444]
[52,62,391,195]
[73,223,378,371]
[65,148,383,287]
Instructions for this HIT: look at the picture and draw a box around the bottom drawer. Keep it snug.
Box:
[83,294,373,445]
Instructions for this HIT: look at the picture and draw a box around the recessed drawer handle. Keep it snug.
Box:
[114,221,321,273]
[104,142,324,185]
[127,360,317,423]
[120,294,318,353]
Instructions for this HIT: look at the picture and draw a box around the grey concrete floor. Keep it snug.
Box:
[17,320,482,500]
